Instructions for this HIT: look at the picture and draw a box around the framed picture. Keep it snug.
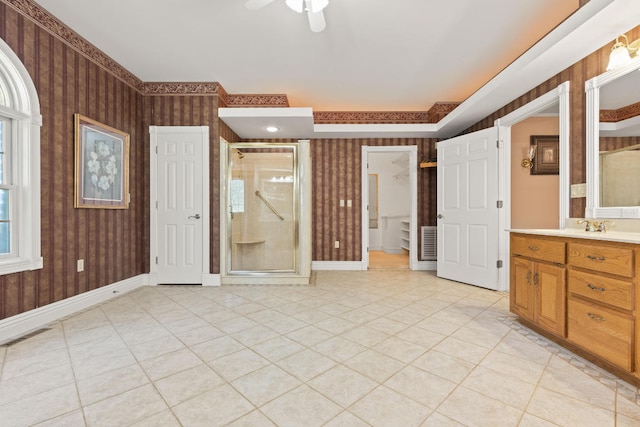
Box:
[530,135,559,175]
[74,114,130,209]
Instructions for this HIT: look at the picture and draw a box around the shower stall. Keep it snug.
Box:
[220,140,311,284]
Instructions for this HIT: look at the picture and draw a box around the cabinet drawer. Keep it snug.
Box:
[568,242,634,278]
[511,235,565,264]
[568,270,633,311]
[567,298,633,371]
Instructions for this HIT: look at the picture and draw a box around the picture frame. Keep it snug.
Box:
[530,135,559,175]
[74,114,130,209]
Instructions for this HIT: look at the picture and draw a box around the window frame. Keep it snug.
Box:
[0,38,42,275]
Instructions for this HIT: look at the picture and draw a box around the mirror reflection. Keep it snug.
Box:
[599,70,640,207]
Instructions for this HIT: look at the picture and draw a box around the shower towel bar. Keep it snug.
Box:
[255,191,285,221]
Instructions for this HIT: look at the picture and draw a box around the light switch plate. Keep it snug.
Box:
[570,183,586,198]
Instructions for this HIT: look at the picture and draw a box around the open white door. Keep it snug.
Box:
[150,126,210,285]
[437,126,501,290]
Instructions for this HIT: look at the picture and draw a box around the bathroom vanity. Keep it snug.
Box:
[510,227,640,386]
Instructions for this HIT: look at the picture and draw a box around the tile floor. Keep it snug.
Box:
[1,270,640,426]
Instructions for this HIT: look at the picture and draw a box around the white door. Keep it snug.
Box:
[151,127,209,284]
[437,127,501,290]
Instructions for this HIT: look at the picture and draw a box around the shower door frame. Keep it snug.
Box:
[219,139,312,285]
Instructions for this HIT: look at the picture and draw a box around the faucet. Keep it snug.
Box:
[576,219,608,232]
[577,219,596,232]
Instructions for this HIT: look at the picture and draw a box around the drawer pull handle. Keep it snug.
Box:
[586,255,606,262]
[528,246,539,251]
[526,271,532,285]
[587,312,606,322]
[533,272,539,287]
[587,283,606,292]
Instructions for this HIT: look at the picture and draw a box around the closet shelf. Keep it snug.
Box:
[420,161,437,168]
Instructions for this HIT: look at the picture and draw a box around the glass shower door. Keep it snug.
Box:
[227,144,298,273]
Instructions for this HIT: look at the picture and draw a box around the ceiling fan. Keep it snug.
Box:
[246,0,329,32]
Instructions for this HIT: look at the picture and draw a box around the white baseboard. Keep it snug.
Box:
[312,261,365,271]
[202,274,221,286]
[0,274,147,345]
[413,260,437,271]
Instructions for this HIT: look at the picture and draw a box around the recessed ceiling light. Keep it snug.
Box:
[266,126,279,133]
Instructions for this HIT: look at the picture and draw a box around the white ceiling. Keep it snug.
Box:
[33,0,640,139]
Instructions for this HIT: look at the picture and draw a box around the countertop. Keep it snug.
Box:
[508,228,640,244]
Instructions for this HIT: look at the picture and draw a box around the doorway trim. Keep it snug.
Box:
[361,145,419,270]
[149,126,214,286]
[494,81,570,291]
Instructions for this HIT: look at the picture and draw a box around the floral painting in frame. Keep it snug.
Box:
[74,114,130,209]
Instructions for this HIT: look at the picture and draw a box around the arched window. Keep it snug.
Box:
[0,38,42,275]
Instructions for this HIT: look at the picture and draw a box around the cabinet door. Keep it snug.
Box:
[511,257,534,321]
[536,263,566,337]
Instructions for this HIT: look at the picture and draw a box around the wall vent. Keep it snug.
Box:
[421,226,437,261]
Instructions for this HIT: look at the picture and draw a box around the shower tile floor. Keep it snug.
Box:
[1,270,639,426]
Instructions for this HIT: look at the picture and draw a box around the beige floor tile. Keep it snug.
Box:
[341,325,390,347]
[215,316,259,334]
[209,348,270,381]
[526,387,614,427]
[129,410,181,427]
[344,349,405,382]
[226,410,276,426]
[461,366,535,410]
[172,384,255,426]
[31,409,86,427]
[437,387,523,427]
[538,356,615,409]
[231,364,301,406]
[413,351,475,383]
[316,317,359,335]
[413,317,461,336]
[127,334,185,362]
[373,336,427,363]
[275,348,337,381]
[70,346,137,381]
[518,413,560,427]
[139,347,203,381]
[77,363,149,406]
[420,412,466,427]
[617,394,640,421]
[432,336,491,364]
[154,363,224,406]
[308,365,378,407]
[83,384,167,426]
[366,317,409,335]
[493,330,553,365]
[251,336,305,362]
[450,323,508,349]
[191,335,245,362]
[350,386,431,427]
[170,324,224,347]
[385,365,456,409]
[264,316,307,334]
[313,336,367,363]
[323,411,371,427]
[232,325,280,347]
[617,413,640,427]
[479,349,546,385]
[286,325,334,347]
[0,363,74,406]
[260,384,342,427]
[1,347,70,381]
[396,326,446,349]
[0,384,80,427]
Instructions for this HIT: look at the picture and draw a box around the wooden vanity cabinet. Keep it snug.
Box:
[510,234,566,337]
[510,232,640,386]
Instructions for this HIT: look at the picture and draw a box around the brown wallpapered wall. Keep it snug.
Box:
[0,4,146,318]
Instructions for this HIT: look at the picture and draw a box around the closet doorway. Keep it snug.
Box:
[361,146,417,270]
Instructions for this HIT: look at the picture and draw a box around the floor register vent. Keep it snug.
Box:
[421,226,437,261]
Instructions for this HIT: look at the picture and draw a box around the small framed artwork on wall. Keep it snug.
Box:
[530,135,559,175]
[74,114,130,209]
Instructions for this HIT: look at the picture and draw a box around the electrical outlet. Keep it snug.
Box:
[347,200,352,207]
[334,241,340,248]
[340,200,345,207]
[77,259,84,272]
[570,183,586,198]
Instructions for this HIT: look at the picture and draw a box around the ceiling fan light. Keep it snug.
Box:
[285,0,304,13]
[307,0,329,13]
[607,43,632,71]
[307,10,326,32]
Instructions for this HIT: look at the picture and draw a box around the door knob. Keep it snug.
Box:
[437,214,444,219]
[188,214,201,219]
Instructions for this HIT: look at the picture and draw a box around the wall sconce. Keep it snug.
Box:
[606,34,640,71]
[521,145,537,169]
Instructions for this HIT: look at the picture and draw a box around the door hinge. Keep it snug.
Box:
[156,201,158,209]
[497,200,503,208]
[497,260,503,268]
[155,146,158,154]
[496,140,503,149]
[155,256,158,265]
